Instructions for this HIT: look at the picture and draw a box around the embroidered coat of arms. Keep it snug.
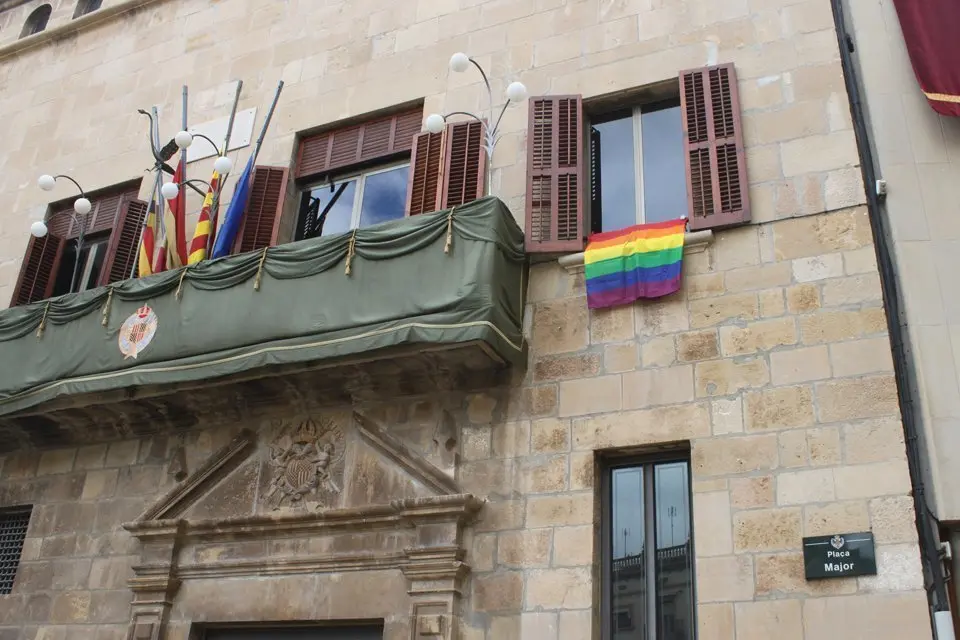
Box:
[263,416,346,511]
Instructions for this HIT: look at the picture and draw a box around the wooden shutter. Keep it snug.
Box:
[234,166,289,254]
[100,198,148,284]
[440,121,486,209]
[406,131,444,215]
[524,95,584,253]
[680,63,750,230]
[296,107,423,179]
[10,234,65,307]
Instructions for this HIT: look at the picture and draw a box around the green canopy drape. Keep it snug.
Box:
[0,197,527,416]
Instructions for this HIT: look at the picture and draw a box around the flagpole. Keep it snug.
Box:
[209,81,284,259]
[207,79,243,255]
[130,167,163,279]
[251,80,284,165]
[178,84,189,267]
[151,105,168,268]
[129,105,164,280]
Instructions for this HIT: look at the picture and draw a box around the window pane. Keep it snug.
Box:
[595,116,638,233]
[80,241,106,291]
[52,244,78,297]
[641,106,687,223]
[359,165,410,228]
[307,179,357,237]
[654,462,694,640]
[612,466,648,640]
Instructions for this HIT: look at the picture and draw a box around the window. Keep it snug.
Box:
[73,0,102,18]
[602,457,694,640]
[20,4,51,38]
[589,100,687,233]
[52,232,110,296]
[0,505,31,595]
[11,182,146,307]
[296,163,410,240]
[525,64,750,253]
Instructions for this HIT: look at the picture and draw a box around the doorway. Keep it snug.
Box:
[204,626,383,640]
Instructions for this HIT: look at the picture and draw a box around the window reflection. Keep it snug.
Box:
[306,180,357,238]
[641,106,687,223]
[608,460,693,640]
[654,462,694,640]
[298,164,410,241]
[595,115,637,234]
[359,165,409,228]
[612,467,647,640]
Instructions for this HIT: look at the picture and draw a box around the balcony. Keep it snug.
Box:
[0,197,526,452]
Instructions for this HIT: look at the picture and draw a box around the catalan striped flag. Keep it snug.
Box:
[160,163,187,270]
[137,199,161,277]
[187,170,221,265]
[584,219,686,309]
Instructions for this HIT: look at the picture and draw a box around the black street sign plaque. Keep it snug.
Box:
[803,532,877,579]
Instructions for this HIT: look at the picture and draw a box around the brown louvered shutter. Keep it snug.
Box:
[100,198,148,284]
[406,131,444,215]
[440,121,486,209]
[234,166,289,253]
[296,107,423,180]
[524,95,584,253]
[680,63,750,230]
[10,234,65,307]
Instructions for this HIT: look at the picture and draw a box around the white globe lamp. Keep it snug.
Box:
[160,182,180,201]
[38,174,56,191]
[425,113,446,135]
[174,130,194,149]
[73,197,92,215]
[506,81,528,103]
[213,156,233,174]
[449,52,470,73]
[30,220,48,238]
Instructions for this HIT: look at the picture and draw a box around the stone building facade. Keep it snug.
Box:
[0,0,939,638]
[843,0,960,585]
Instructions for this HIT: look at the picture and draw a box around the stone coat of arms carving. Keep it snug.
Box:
[263,416,346,511]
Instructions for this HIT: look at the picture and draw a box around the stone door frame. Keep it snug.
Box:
[121,421,480,640]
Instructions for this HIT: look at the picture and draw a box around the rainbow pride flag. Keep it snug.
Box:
[585,219,686,309]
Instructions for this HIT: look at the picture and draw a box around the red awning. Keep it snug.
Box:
[892,0,960,117]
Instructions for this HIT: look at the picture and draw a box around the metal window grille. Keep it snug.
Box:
[0,506,31,595]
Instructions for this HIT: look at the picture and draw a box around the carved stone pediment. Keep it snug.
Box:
[122,410,478,640]
[134,410,463,525]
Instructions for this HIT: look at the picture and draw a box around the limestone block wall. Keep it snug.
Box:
[454,206,929,639]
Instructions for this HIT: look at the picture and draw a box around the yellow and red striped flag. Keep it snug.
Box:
[156,163,186,271]
[137,200,161,277]
[188,170,221,265]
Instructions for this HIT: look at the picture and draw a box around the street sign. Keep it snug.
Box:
[802,532,877,579]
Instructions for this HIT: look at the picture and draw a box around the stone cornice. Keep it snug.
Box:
[0,0,168,62]
[124,494,484,542]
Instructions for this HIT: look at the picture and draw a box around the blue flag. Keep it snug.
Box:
[211,157,254,259]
